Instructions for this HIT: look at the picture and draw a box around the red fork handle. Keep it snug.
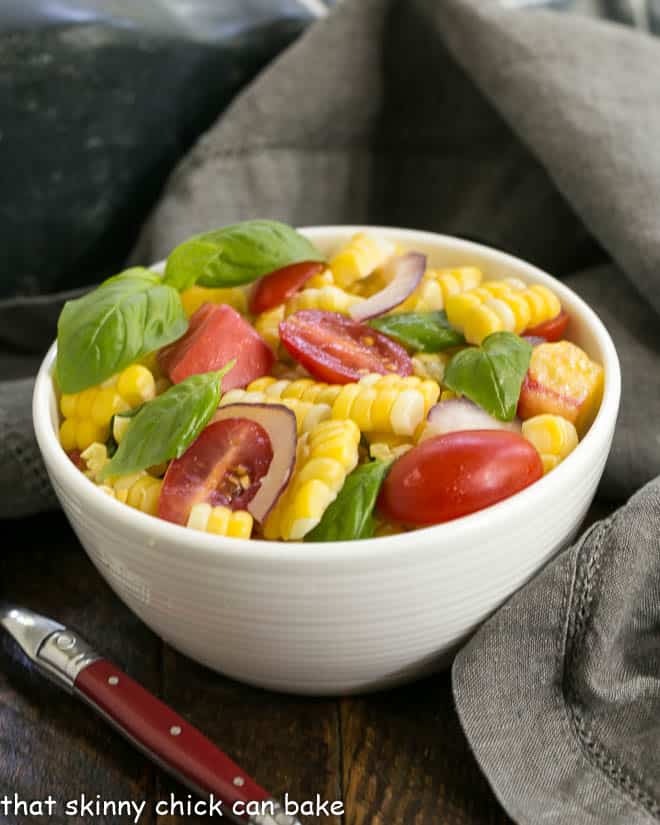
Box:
[74,659,271,814]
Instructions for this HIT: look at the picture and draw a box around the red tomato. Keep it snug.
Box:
[158,418,273,525]
[249,261,325,315]
[279,310,413,384]
[158,303,274,390]
[67,449,83,470]
[524,310,569,342]
[378,430,543,526]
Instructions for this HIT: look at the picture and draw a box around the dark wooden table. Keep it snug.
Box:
[0,505,604,824]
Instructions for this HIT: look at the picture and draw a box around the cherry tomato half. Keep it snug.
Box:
[249,261,325,315]
[378,430,543,526]
[158,418,273,526]
[525,310,569,342]
[279,310,413,384]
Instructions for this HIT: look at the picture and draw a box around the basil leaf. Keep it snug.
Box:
[369,311,465,352]
[444,332,532,421]
[306,460,390,542]
[100,365,233,480]
[163,220,325,290]
[57,268,187,393]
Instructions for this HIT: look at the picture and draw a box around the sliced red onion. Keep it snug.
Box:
[211,403,296,524]
[348,252,426,321]
[420,397,521,442]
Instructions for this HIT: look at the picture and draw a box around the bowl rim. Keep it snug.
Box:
[33,225,621,564]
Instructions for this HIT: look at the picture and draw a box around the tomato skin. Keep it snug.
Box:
[279,310,413,384]
[249,261,324,315]
[378,430,543,526]
[158,303,274,389]
[158,418,273,526]
[525,310,569,342]
[67,449,84,470]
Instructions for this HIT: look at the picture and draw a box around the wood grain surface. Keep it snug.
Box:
[5,507,615,824]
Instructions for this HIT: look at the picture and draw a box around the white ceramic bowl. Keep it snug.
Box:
[33,227,621,695]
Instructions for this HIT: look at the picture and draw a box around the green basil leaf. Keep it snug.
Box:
[163,220,325,290]
[100,365,233,480]
[306,460,390,542]
[369,311,465,352]
[443,332,532,421]
[57,268,187,393]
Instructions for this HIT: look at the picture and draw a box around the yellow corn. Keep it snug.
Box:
[116,364,156,408]
[254,304,284,352]
[80,442,110,481]
[411,352,449,384]
[99,471,162,516]
[247,376,342,406]
[440,389,458,401]
[394,267,483,313]
[369,439,413,463]
[284,285,363,317]
[186,503,253,538]
[331,374,439,437]
[446,279,562,344]
[112,413,132,445]
[305,268,335,289]
[59,363,156,451]
[329,233,398,288]
[180,285,248,318]
[264,419,360,540]
[219,389,332,435]
[522,414,579,474]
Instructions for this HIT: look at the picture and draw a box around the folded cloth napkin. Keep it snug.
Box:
[2,0,660,821]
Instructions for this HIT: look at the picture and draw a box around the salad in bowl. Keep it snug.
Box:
[54,220,605,544]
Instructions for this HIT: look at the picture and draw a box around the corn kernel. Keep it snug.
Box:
[76,388,98,420]
[60,393,78,419]
[91,387,129,427]
[117,364,156,408]
[76,419,109,451]
[59,418,78,451]
[226,510,253,539]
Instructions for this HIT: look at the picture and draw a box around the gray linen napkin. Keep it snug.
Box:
[2,0,660,821]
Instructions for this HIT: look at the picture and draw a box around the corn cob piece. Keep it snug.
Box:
[254,304,284,352]
[186,502,253,538]
[180,285,248,318]
[219,389,332,435]
[284,284,364,317]
[329,233,398,288]
[518,341,603,436]
[522,414,579,474]
[331,374,439,437]
[264,419,360,540]
[99,471,162,516]
[445,279,562,344]
[411,352,450,384]
[247,376,342,406]
[393,267,483,314]
[59,364,156,451]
